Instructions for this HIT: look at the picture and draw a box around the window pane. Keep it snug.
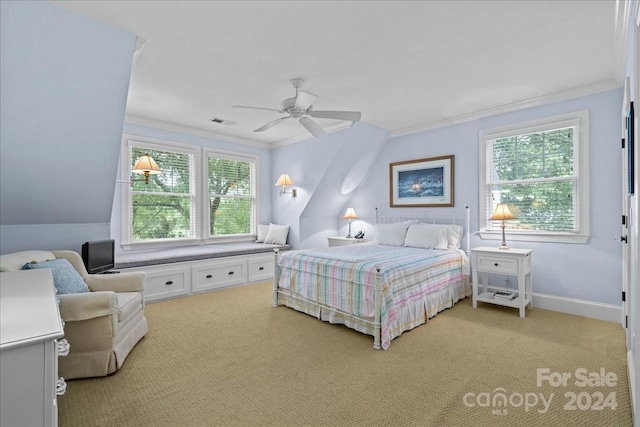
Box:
[131,147,191,194]
[491,127,574,181]
[210,197,252,235]
[491,180,576,232]
[132,194,193,239]
[208,158,252,196]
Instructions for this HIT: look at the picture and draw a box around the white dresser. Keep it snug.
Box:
[0,269,66,427]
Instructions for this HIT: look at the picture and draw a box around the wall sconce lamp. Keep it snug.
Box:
[118,153,161,187]
[342,207,358,238]
[489,203,516,250]
[275,173,297,198]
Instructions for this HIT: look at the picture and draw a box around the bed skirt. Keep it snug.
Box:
[275,275,470,348]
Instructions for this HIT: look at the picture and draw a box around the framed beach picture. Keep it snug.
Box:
[389,155,454,207]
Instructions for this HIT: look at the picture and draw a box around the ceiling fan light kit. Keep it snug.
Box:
[233,78,362,137]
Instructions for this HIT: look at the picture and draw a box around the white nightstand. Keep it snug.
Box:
[471,246,533,318]
[327,237,368,247]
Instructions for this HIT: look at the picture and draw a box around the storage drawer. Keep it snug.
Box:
[192,259,246,293]
[248,255,274,282]
[143,268,190,302]
[475,255,518,274]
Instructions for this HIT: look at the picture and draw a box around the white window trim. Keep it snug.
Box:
[478,110,590,244]
[201,147,259,245]
[120,136,201,251]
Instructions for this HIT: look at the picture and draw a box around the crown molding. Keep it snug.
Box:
[125,115,354,150]
[124,115,272,149]
[389,80,620,139]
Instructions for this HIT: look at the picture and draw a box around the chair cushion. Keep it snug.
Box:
[23,258,90,295]
[0,250,56,272]
[116,292,142,324]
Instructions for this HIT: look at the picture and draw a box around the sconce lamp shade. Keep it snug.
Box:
[275,173,294,187]
[132,154,161,183]
[275,173,296,198]
[489,204,516,221]
[342,208,358,220]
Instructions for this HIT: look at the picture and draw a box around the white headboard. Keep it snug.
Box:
[375,205,471,254]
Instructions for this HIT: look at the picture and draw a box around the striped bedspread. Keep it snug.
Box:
[277,244,466,348]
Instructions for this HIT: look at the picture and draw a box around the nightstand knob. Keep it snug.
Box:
[494,263,499,266]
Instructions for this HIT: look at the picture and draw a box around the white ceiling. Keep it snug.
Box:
[53,1,622,147]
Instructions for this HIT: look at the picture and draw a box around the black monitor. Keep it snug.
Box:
[81,240,115,274]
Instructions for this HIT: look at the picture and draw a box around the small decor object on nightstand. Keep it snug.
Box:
[342,208,358,238]
[490,203,516,250]
[494,291,516,300]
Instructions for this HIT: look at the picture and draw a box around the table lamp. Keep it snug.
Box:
[490,204,516,250]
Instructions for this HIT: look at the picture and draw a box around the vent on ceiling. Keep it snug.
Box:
[210,117,236,126]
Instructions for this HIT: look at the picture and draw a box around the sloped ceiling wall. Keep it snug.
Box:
[272,122,389,248]
[0,1,135,252]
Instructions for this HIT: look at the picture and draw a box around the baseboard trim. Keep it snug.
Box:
[629,350,637,426]
[532,292,622,323]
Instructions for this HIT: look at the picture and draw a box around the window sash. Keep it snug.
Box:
[124,140,198,245]
[478,111,589,243]
[205,151,257,239]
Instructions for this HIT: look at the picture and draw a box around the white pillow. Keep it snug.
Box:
[373,221,413,246]
[414,223,463,249]
[264,223,290,245]
[404,223,448,249]
[445,224,463,249]
[255,224,270,243]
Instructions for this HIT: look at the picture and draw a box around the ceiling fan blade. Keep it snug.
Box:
[233,105,282,113]
[299,117,326,137]
[307,110,362,122]
[254,116,289,132]
[294,90,318,111]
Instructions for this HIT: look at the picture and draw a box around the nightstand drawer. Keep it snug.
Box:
[476,255,518,274]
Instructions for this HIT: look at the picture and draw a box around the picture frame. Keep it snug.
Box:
[389,155,454,207]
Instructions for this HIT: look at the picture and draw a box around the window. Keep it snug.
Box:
[479,111,589,244]
[205,149,257,239]
[121,137,258,249]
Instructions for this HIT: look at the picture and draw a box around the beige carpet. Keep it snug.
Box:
[59,281,632,427]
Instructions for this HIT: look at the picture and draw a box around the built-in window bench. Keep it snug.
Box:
[115,243,291,303]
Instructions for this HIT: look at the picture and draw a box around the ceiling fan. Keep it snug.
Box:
[233,78,361,137]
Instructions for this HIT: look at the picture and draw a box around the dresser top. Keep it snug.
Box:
[1,269,64,349]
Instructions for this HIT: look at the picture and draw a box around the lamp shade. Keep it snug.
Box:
[489,204,516,221]
[132,154,161,175]
[342,208,358,220]
[275,173,294,187]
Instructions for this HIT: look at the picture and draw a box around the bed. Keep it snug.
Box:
[272,208,471,349]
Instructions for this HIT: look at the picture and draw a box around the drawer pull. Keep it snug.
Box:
[228,271,234,275]
[206,274,213,279]
[258,267,264,271]
[165,280,173,285]
[57,339,70,357]
[56,377,67,396]
[494,263,499,266]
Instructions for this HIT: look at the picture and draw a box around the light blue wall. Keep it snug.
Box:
[0,1,135,254]
[277,89,623,306]
[272,122,389,248]
[112,123,273,256]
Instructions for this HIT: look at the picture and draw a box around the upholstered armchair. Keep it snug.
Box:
[0,250,148,379]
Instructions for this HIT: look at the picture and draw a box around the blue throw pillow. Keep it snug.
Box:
[23,258,90,295]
